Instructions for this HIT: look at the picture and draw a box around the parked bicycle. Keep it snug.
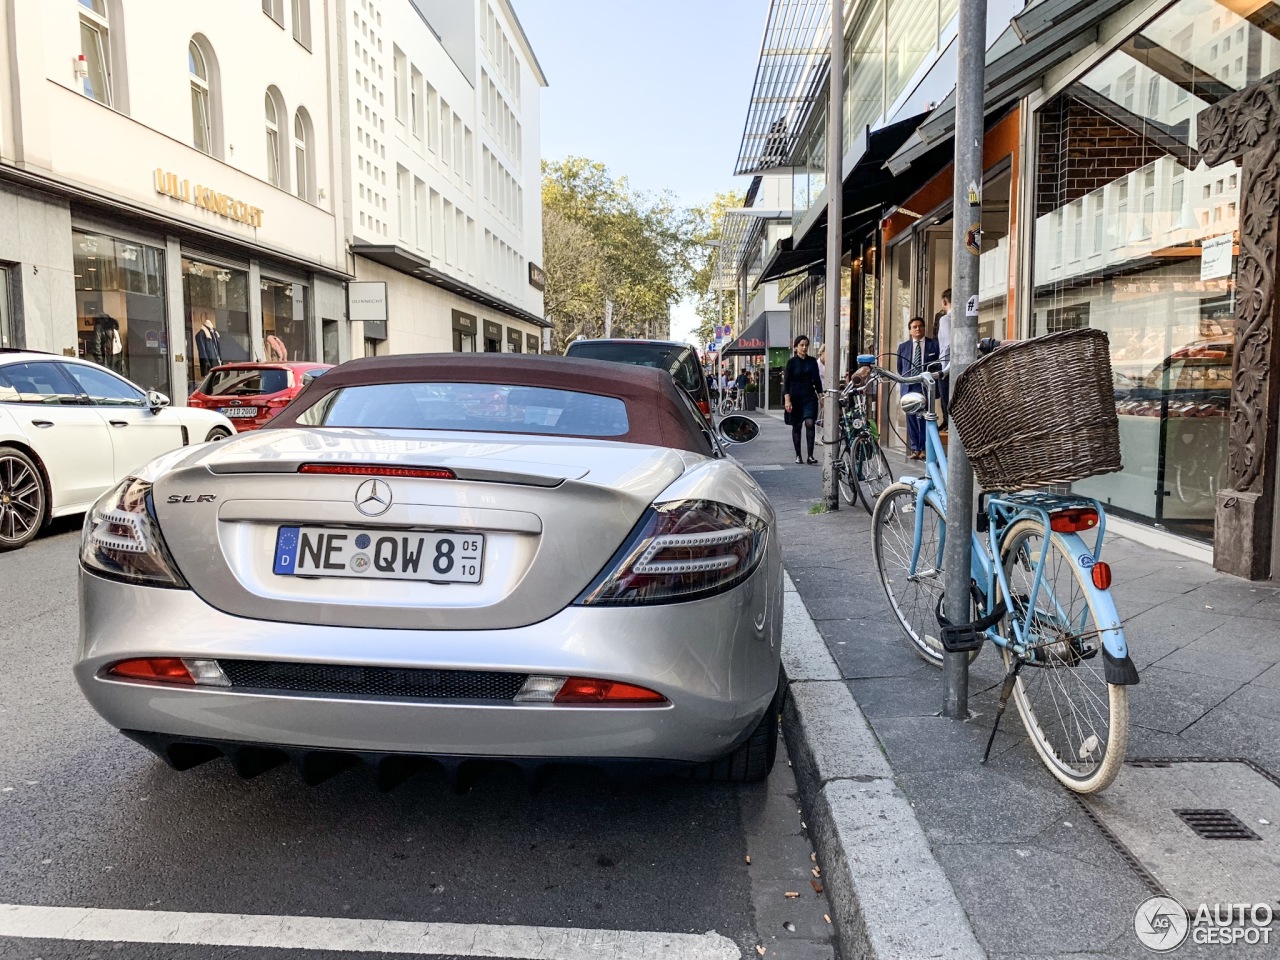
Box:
[858,336,1137,794]
[832,377,893,513]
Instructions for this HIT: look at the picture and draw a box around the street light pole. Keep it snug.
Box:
[821,0,845,509]
[941,0,987,719]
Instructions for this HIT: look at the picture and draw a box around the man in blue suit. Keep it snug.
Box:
[896,317,939,460]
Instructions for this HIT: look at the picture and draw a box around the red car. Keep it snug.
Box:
[188,362,332,432]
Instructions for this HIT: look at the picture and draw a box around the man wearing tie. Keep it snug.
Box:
[896,317,939,460]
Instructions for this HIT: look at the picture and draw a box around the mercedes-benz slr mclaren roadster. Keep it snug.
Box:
[75,354,784,786]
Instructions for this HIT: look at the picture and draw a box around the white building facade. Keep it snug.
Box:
[339,0,548,356]
[0,0,352,401]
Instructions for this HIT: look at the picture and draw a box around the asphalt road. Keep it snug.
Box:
[0,520,835,960]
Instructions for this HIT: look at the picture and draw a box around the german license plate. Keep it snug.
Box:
[219,407,259,418]
[272,527,484,582]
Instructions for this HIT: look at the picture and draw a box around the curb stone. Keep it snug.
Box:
[780,573,987,960]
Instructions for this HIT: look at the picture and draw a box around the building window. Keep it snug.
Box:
[291,0,312,49]
[265,89,284,188]
[411,68,423,140]
[262,0,284,26]
[293,108,314,201]
[189,39,215,155]
[79,0,113,107]
[261,278,312,361]
[393,47,406,123]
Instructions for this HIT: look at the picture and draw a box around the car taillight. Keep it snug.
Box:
[104,658,229,686]
[1049,508,1099,533]
[697,400,711,418]
[513,675,667,704]
[575,499,767,606]
[80,479,188,588]
[266,396,292,407]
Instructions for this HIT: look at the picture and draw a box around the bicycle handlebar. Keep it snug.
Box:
[854,339,1004,388]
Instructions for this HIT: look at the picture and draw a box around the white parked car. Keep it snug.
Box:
[0,350,234,551]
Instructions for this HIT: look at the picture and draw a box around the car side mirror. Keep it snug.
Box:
[146,390,171,413]
[717,414,760,445]
[302,370,327,386]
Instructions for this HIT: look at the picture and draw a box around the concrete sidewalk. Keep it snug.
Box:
[739,413,1280,959]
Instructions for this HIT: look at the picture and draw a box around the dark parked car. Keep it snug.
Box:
[188,362,332,432]
[564,339,713,422]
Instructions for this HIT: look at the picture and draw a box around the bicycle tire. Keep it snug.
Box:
[997,519,1128,793]
[872,483,949,666]
[837,438,857,506]
[852,434,894,516]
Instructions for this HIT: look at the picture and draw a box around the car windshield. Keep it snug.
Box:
[566,342,702,395]
[296,382,631,438]
[202,368,290,396]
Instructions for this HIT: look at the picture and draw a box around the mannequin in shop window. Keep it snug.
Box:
[92,314,125,373]
[194,309,223,375]
[264,333,288,361]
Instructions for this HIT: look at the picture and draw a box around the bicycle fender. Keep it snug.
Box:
[1058,532,1131,665]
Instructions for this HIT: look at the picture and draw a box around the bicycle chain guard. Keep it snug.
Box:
[934,592,1007,653]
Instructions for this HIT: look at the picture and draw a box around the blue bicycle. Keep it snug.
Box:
[861,348,1136,793]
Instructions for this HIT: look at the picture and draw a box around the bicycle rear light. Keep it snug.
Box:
[1049,508,1099,533]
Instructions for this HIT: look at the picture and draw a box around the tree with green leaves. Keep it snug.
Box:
[541,158,699,354]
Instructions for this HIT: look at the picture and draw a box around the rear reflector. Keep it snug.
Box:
[298,464,457,480]
[1049,508,1099,533]
[554,677,667,705]
[1091,561,1113,590]
[105,658,230,687]
[106,658,194,684]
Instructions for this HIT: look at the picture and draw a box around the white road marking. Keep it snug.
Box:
[0,903,741,959]
[746,465,784,472]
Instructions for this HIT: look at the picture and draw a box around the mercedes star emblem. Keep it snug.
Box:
[354,478,393,517]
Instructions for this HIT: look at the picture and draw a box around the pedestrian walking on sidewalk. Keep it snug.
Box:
[783,334,823,464]
[896,317,938,460]
[935,288,953,430]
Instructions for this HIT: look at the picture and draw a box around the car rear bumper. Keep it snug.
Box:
[75,563,782,764]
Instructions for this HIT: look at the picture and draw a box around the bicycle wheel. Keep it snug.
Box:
[998,519,1128,793]
[872,483,948,666]
[837,438,857,506]
[852,434,894,516]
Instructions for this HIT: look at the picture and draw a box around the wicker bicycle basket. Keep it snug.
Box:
[948,328,1122,492]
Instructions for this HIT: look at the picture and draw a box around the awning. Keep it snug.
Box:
[759,111,935,282]
[722,311,791,356]
[887,0,1134,174]
[351,243,550,328]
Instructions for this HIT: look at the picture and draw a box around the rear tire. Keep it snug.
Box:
[693,669,782,783]
[0,445,46,552]
[998,519,1128,793]
[205,426,232,442]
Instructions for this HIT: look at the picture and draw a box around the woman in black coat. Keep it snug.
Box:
[783,334,823,464]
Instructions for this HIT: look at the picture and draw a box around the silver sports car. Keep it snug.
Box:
[75,354,783,785]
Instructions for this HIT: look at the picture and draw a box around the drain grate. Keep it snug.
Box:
[1174,808,1262,841]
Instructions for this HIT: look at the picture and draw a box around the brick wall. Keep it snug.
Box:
[1036,94,1152,217]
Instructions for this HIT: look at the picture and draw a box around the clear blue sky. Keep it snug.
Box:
[513,0,766,209]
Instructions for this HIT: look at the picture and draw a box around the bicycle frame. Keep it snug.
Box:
[883,367,1128,665]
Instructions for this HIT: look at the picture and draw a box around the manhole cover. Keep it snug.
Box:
[1083,760,1280,906]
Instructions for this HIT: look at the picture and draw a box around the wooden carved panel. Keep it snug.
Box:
[1197,77,1280,496]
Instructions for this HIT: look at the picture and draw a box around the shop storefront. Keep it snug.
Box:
[1026,0,1277,548]
[482,319,502,353]
[64,210,344,404]
[453,310,478,352]
[525,332,541,354]
[506,326,523,353]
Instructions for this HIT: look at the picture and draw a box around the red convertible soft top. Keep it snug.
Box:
[267,352,712,453]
